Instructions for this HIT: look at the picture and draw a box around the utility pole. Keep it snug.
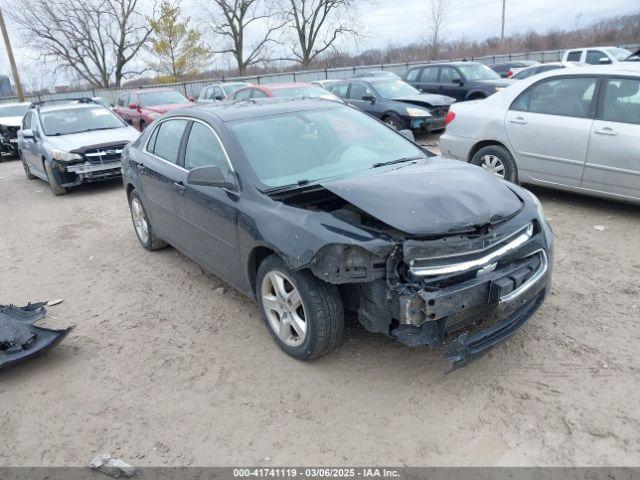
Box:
[0,7,25,102]
[500,0,506,40]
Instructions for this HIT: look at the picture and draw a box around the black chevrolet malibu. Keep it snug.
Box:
[122,98,553,368]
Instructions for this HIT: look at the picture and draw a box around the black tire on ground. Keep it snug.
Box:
[21,152,36,179]
[44,160,67,195]
[256,254,344,360]
[470,145,518,183]
[383,113,403,130]
[128,190,168,251]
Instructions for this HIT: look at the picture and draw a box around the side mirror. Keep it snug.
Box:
[361,94,376,103]
[21,129,34,138]
[214,95,224,101]
[128,102,139,110]
[187,165,238,191]
[453,78,463,85]
[598,57,612,64]
[398,129,415,141]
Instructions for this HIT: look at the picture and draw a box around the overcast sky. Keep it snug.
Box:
[0,0,637,88]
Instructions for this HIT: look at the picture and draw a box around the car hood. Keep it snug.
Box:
[476,79,511,87]
[0,116,24,127]
[390,93,455,107]
[320,157,523,236]
[45,127,140,152]
[147,103,193,113]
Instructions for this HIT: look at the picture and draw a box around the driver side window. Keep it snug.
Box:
[440,67,461,84]
[348,83,372,100]
[511,77,598,118]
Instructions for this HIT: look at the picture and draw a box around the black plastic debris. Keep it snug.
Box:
[0,301,72,371]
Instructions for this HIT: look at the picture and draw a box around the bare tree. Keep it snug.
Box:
[426,0,449,59]
[205,0,283,75]
[11,0,153,88]
[280,0,360,68]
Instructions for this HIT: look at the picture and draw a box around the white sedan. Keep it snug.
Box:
[440,64,640,205]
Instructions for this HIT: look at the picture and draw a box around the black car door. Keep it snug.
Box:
[171,120,241,285]
[415,66,440,93]
[438,66,467,101]
[347,82,381,118]
[136,118,189,246]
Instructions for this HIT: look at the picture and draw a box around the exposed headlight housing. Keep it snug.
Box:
[50,149,83,162]
[406,107,431,117]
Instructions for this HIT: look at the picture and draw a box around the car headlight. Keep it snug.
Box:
[50,149,83,162]
[406,107,431,117]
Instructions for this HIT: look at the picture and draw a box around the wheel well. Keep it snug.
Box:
[468,140,508,162]
[466,92,486,100]
[248,246,276,295]
[126,183,135,200]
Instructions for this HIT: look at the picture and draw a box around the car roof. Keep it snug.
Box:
[259,82,314,90]
[171,97,344,122]
[566,46,619,51]
[37,102,103,113]
[130,87,175,94]
[0,102,30,107]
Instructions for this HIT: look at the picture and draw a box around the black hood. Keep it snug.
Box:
[320,157,523,236]
[390,93,455,107]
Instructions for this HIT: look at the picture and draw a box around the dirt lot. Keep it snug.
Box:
[1,145,639,467]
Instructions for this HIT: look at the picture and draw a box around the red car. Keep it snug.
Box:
[113,88,194,131]
[227,82,342,102]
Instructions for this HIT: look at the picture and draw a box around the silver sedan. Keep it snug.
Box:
[440,64,640,205]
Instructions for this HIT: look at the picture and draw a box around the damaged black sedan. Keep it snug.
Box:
[122,98,553,367]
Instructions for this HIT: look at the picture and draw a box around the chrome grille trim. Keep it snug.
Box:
[409,223,534,277]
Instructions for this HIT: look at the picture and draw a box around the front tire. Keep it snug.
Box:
[383,113,403,130]
[256,255,344,360]
[44,160,67,195]
[129,190,167,251]
[470,145,518,183]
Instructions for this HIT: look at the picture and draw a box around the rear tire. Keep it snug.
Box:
[256,255,344,360]
[129,190,167,251]
[470,145,518,183]
[44,161,67,195]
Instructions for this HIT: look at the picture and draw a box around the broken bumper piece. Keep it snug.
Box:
[0,302,72,371]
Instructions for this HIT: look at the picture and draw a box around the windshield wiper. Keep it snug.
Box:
[80,126,117,132]
[263,179,316,194]
[371,156,423,168]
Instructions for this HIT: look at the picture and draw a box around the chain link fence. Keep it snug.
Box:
[2,44,639,105]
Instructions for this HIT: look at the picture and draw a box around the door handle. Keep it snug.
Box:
[594,127,617,136]
[135,163,146,175]
[173,181,186,194]
[509,116,527,124]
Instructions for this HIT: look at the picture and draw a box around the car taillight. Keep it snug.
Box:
[507,70,513,77]
[445,111,456,125]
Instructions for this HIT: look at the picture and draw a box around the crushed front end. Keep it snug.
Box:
[50,143,127,187]
[0,124,20,155]
[317,207,553,369]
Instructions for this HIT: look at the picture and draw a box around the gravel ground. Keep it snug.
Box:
[1,150,639,467]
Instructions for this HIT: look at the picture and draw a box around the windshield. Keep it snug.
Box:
[40,106,125,136]
[607,48,632,61]
[229,106,427,188]
[372,80,420,98]
[139,90,188,106]
[457,63,500,81]
[0,104,29,117]
[272,86,338,100]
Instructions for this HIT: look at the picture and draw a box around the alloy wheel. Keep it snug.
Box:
[480,154,506,178]
[261,270,307,347]
[131,197,149,244]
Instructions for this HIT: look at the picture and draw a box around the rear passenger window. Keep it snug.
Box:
[602,78,640,125]
[405,68,421,82]
[149,119,188,164]
[184,122,229,171]
[511,77,598,118]
[566,51,582,62]
[586,50,609,65]
[420,67,438,82]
